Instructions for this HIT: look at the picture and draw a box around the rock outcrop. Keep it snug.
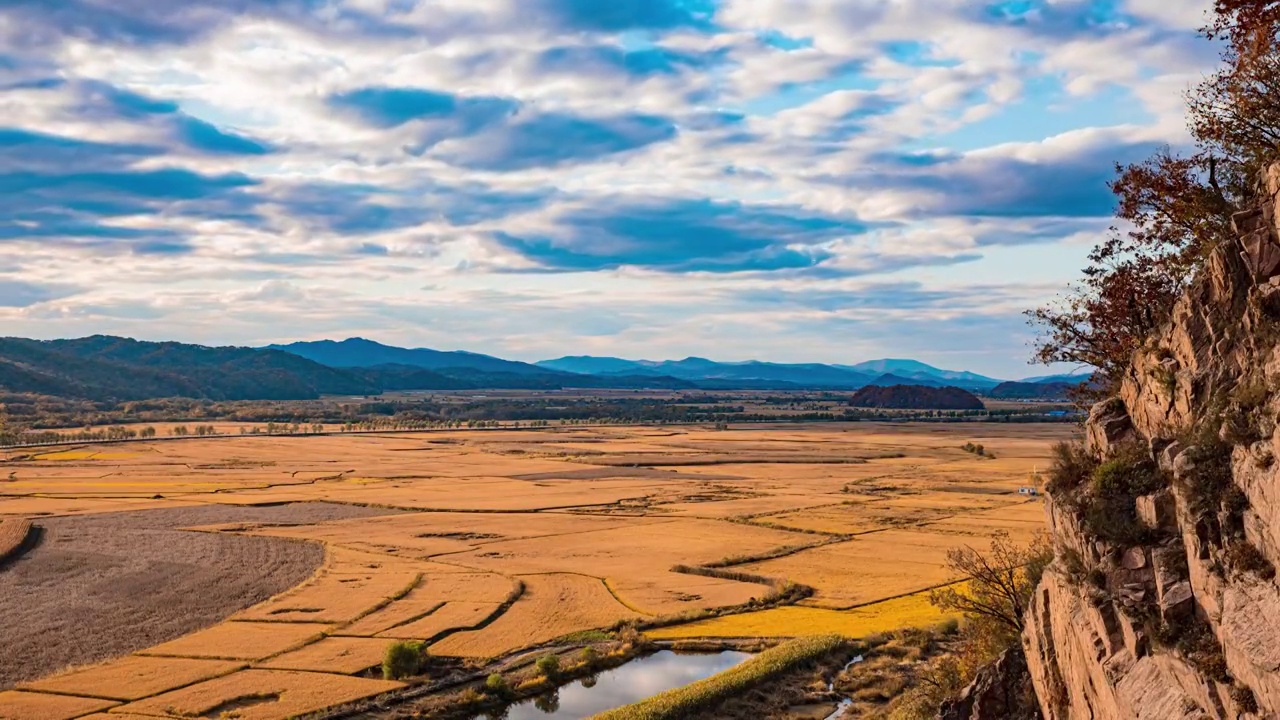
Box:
[1022,167,1280,720]
[939,647,1040,720]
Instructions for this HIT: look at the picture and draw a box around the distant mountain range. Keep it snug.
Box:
[0,336,378,401]
[0,335,1093,402]
[536,355,1007,391]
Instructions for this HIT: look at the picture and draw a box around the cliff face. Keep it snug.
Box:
[1022,166,1280,720]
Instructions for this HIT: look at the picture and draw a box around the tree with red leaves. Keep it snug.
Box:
[1030,1,1279,394]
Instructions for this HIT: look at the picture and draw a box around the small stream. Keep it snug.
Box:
[822,654,866,720]
[472,650,753,720]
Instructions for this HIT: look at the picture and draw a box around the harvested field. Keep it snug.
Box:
[115,669,401,720]
[4,422,1072,716]
[20,656,245,701]
[258,637,392,674]
[231,562,421,623]
[336,573,515,636]
[0,691,117,720]
[140,621,330,660]
[438,517,810,614]
[739,530,968,608]
[431,574,640,658]
[377,600,502,641]
[0,516,32,565]
[0,502,392,688]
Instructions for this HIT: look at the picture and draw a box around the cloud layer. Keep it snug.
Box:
[0,0,1218,376]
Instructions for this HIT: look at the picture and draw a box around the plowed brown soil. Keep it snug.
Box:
[0,502,396,688]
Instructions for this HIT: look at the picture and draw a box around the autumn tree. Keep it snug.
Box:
[1031,1,1280,393]
[929,531,1053,662]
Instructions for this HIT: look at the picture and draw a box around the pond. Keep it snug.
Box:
[477,650,753,720]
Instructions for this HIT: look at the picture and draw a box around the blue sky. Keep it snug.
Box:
[0,0,1219,378]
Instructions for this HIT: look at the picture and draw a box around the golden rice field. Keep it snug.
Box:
[647,585,964,640]
[431,573,641,657]
[1,422,1070,719]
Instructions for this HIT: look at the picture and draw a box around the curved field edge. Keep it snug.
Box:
[588,634,846,720]
[0,517,34,566]
[0,503,387,689]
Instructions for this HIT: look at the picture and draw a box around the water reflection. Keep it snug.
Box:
[482,650,752,720]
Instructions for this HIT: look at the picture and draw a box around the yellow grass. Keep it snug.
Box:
[0,691,117,720]
[647,588,960,640]
[336,573,514,636]
[116,669,401,720]
[232,563,421,623]
[139,621,330,661]
[20,656,245,701]
[257,637,392,674]
[377,600,502,640]
[431,574,639,658]
[739,529,972,608]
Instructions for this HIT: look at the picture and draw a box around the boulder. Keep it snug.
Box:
[1121,547,1149,571]
[1137,490,1177,531]
[1241,228,1280,280]
[1088,398,1136,457]
[1257,278,1280,317]
[1158,581,1195,626]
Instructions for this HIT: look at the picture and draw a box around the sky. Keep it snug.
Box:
[0,0,1222,378]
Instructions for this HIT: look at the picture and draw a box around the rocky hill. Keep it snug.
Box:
[1008,166,1280,719]
[849,384,985,410]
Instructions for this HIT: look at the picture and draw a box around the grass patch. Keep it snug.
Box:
[590,634,845,720]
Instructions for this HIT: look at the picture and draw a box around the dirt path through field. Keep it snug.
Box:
[0,502,399,688]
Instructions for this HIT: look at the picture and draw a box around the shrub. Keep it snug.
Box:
[536,654,561,679]
[1223,485,1251,536]
[1058,546,1089,587]
[1232,684,1260,715]
[936,617,961,636]
[1046,441,1098,497]
[484,672,509,696]
[1087,568,1108,589]
[580,646,600,666]
[1225,540,1277,580]
[1180,438,1235,516]
[1080,444,1165,545]
[1091,445,1164,498]
[888,656,967,720]
[382,640,425,680]
[1082,496,1153,546]
[1177,623,1231,683]
[1231,377,1270,411]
